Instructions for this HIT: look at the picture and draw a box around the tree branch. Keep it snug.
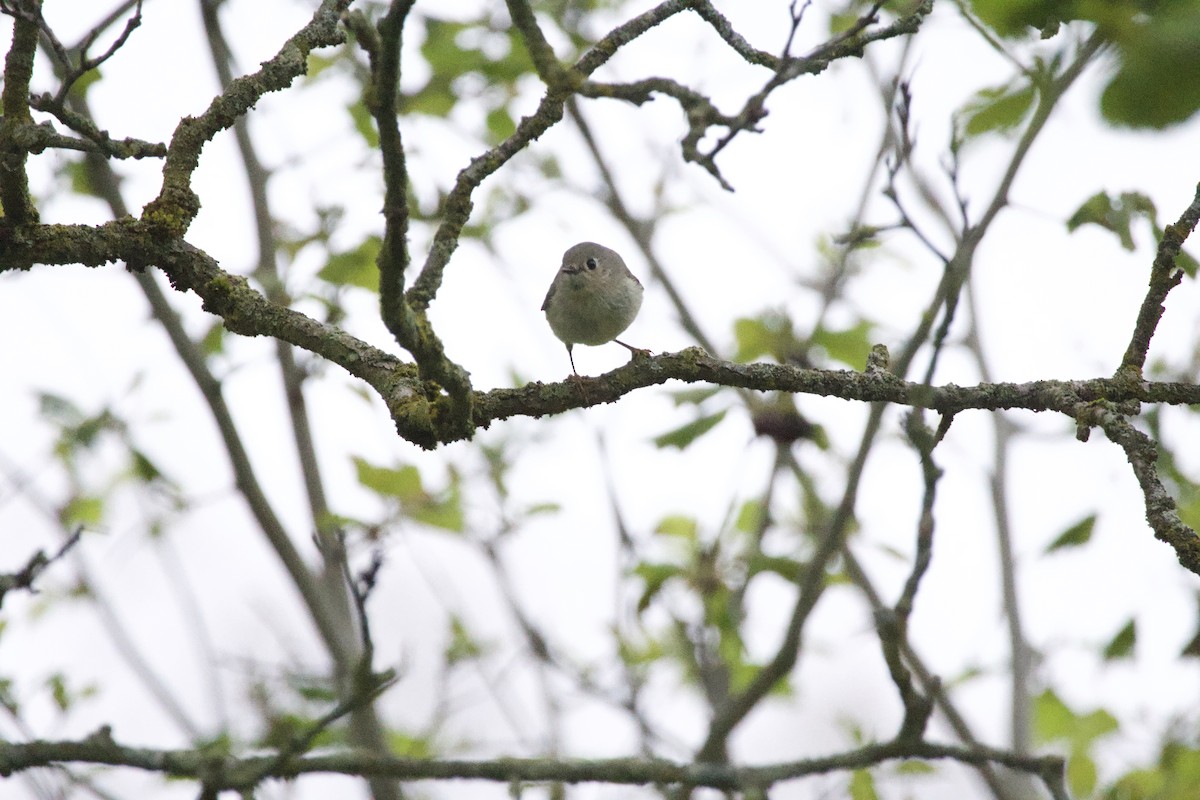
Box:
[142,0,349,236]
[1119,181,1200,376]
[0,0,42,223]
[0,733,1066,796]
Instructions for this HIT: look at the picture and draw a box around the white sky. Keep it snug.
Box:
[3,1,1200,799]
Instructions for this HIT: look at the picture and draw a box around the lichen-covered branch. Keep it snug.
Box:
[0,0,43,223]
[0,731,1065,796]
[1081,402,1200,575]
[1120,181,1200,375]
[142,0,350,236]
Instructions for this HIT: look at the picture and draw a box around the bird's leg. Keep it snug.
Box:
[566,345,589,403]
[615,339,652,361]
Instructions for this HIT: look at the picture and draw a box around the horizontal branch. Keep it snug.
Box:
[477,347,1200,425]
[0,733,1064,795]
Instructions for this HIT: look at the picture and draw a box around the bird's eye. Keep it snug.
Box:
[586,257,598,270]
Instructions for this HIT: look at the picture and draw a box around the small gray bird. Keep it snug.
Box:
[542,241,645,375]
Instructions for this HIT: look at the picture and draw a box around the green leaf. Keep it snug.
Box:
[810,320,873,369]
[1068,752,1099,798]
[732,313,800,363]
[1044,514,1096,553]
[1103,618,1137,661]
[63,158,96,197]
[895,760,936,775]
[746,553,802,581]
[353,458,464,533]
[653,410,728,449]
[633,562,682,613]
[318,236,381,291]
[60,495,103,527]
[1067,191,1156,251]
[69,68,102,99]
[1033,689,1076,742]
[305,53,337,80]
[1098,7,1200,128]
[655,515,697,540]
[446,615,488,664]
[969,0,1063,37]
[848,768,879,800]
[958,81,1036,139]
[293,683,338,704]
[485,106,516,142]
[389,731,434,757]
[346,99,380,148]
[1176,248,1200,279]
[200,321,226,355]
[38,392,83,425]
[354,457,423,501]
[48,673,71,712]
[129,449,166,484]
[1034,689,1118,748]
[734,500,764,534]
[668,386,723,406]
[411,480,464,533]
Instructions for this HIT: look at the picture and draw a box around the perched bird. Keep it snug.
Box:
[542,241,646,375]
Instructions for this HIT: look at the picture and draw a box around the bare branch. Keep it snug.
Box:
[1120,181,1200,375]
[0,527,83,608]
[0,732,1067,795]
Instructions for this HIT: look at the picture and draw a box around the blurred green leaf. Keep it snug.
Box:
[1098,6,1200,128]
[896,760,936,774]
[38,392,83,425]
[353,457,463,532]
[849,768,879,800]
[810,320,873,369]
[48,673,70,712]
[958,81,1036,138]
[63,159,96,197]
[347,99,380,148]
[1045,514,1096,553]
[1103,618,1136,661]
[1067,191,1156,251]
[669,386,723,407]
[129,449,166,485]
[306,52,337,80]
[389,731,434,758]
[410,471,464,532]
[734,500,764,534]
[485,106,516,142]
[293,683,338,704]
[60,495,103,527]
[746,553,802,581]
[261,712,339,750]
[446,615,488,664]
[653,411,727,449]
[319,235,381,291]
[1070,753,1101,798]
[1176,248,1199,279]
[70,68,102,99]
[1107,742,1200,800]
[969,0,1063,37]
[1034,689,1083,742]
[733,313,801,363]
[633,562,682,613]
[200,320,226,355]
[355,458,423,500]
[1034,688,1118,797]
[656,515,697,540]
